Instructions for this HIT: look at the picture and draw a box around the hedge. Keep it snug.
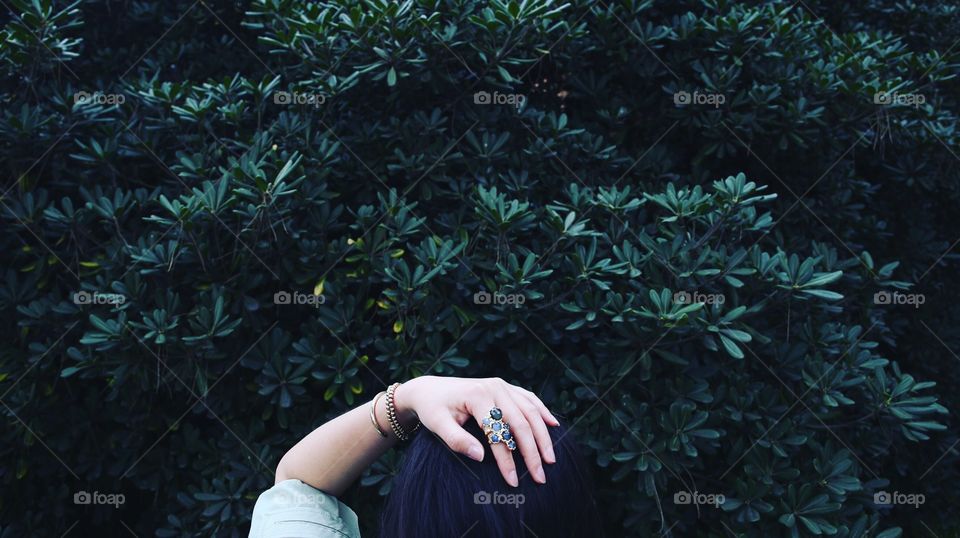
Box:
[2,0,959,536]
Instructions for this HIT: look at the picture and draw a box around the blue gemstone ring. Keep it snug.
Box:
[482,407,516,451]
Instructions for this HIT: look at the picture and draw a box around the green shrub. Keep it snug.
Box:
[2,0,959,536]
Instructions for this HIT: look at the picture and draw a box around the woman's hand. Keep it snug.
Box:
[394,376,560,487]
[271,375,559,496]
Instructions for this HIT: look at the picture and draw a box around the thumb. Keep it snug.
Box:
[431,416,485,462]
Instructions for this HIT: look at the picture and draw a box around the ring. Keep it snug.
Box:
[482,407,516,451]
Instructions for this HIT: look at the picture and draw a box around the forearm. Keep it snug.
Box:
[275,383,419,496]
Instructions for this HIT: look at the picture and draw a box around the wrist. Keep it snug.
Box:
[392,379,422,429]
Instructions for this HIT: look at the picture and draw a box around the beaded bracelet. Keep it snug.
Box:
[384,382,420,441]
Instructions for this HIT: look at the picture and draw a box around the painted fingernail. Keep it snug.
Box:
[534,465,546,484]
[508,470,519,487]
[468,445,484,461]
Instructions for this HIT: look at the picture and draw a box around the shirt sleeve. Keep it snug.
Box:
[249,479,361,538]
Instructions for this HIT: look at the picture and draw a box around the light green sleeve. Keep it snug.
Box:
[249,479,361,538]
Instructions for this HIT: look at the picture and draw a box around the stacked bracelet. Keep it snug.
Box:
[384,382,420,441]
[369,391,388,438]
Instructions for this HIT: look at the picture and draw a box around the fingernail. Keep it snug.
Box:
[534,466,546,484]
[508,470,519,487]
[468,445,484,461]
[546,448,556,464]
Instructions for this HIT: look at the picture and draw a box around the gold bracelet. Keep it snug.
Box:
[370,391,388,438]
[385,382,420,441]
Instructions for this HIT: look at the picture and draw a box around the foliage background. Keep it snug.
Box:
[2,0,959,536]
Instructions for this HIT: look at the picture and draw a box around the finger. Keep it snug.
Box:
[466,398,519,488]
[429,414,485,462]
[519,387,560,426]
[513,389,556,464]
[492,390,546,485]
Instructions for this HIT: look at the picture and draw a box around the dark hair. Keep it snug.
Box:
[380,420,602,537]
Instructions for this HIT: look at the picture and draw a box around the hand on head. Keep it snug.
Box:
[395,376,560,487]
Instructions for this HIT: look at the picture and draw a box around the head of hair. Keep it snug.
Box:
[380,420,602,537]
